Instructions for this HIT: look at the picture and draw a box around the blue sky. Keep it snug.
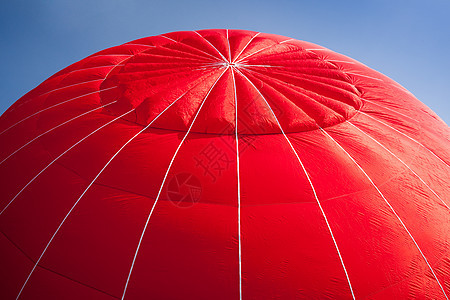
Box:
[1,0,449,124]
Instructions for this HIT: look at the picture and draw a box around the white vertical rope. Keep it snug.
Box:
[0,105,134,217]
[14,83,201,300]
[320,128,448,300]
[0,101,117,166]
[347,121,449,210]
[234,38,291,64]
[232,32,261,63]
[194,31,229,63]
[235,68,356,299]
[120,68,228,300]
[0,86,118,136]
[360,112,449,168]
[231,68,243,300]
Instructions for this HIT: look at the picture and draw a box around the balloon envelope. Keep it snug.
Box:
[0,29,449,299]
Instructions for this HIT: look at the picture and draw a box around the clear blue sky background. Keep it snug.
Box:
[1,0,449,124]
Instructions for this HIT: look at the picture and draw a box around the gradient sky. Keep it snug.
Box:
[1,0,449,124]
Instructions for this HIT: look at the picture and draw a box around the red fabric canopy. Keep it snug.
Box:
[0,29,449,299]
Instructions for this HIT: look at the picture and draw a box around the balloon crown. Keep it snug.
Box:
[99,29,363,134]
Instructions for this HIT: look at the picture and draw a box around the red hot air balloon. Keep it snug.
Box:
[0,29,449,300]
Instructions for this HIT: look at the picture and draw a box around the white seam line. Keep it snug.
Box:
[231,68,243,300]
[88,54,133,58]
[120,68,228,300]
[126,61,215,67]
[226,29,232,63]
[124,43,156,47]
[0,101,117,166]
[279,38,295,44]
[235,68,356,300]
[194,31,229,63]
[65,62,125,75]
[135,52,216,64]
[234,45,272,64]
[88,45,155,58]
[235,64,361,105]
[0,108,134,216]
[14,82,199,299]
[239,66,358,129]
[360,112,449,168]
[40,79,104,97]
[232,32,260,63]
[154,47,218,63]
[6,46,149,116]
[345,72,383,82]
[32,43,207,119]
[102,49,149,81]
[320,128,448,300]
[347,121,450,209]
[66,64,124,74]
[160,35,219,61]
[160,35,221,62]
[328,60,356,64]
[0,86,117,136]
[235,38,291,64]
[362,99,418,123]
[239,64,276,68]
[160,35,177,43]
